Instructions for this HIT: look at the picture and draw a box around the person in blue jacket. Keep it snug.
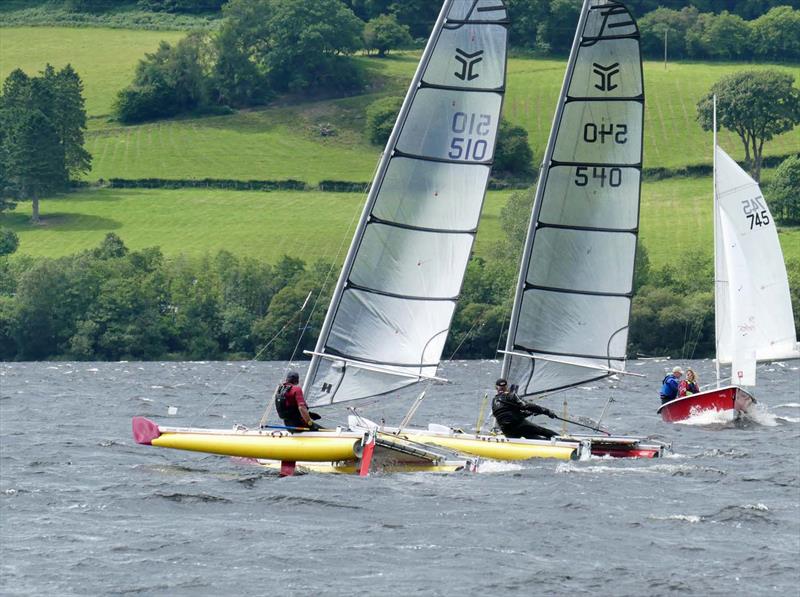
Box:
[660,366,683,403]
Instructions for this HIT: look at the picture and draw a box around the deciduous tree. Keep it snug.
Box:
[698,70,800,181]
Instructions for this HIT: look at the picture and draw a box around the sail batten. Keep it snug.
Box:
[502,0,644,398]
[305,0,509,407]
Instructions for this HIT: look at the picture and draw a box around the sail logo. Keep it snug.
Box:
[454,48,483,81]
[321,382,332,393]
[592,62,620,91]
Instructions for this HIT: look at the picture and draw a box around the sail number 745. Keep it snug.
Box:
[449,112,491,160]
[741,197,770,229]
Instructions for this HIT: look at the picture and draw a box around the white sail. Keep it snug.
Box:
[502,0,643,397]
[714,146,799,385]
[304,0,509,406]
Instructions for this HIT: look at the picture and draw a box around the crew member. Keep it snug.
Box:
[274,371,319,431]
[491,378,558,440]
[660,366,683,403]
[678,368,699,397]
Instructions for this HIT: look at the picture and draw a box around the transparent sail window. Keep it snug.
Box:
[583,3,637,39]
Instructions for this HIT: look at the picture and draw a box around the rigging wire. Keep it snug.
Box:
[256,177,374,427]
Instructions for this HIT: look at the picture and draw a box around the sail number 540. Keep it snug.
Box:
[449,112,491,160]
[574,166,622,187]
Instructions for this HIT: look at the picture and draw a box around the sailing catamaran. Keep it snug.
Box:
[369,0,670,459]
[657,98,800,423]
[134,0,513,474]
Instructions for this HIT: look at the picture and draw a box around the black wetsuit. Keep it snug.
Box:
[492,391,558,440]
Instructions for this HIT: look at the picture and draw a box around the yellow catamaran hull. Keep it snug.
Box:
[132,417,476,475]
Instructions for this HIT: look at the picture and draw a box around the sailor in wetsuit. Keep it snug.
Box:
[491,378,558,440]
[273,370,320,431]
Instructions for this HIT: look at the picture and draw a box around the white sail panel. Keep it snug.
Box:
[502,0,643,397]
[528,228,636,294]
[372,159,490,230]
[508,356,619,397]
[397,90,502,162]
[350,224,474,298]
[715,146,799,367]
[326,290,453,366]
[568,40,641,98]
[447,0,507,21]
[538,166,639,229]
[516,290,630,359]
[305,0,509,406]
[424,25,507,90]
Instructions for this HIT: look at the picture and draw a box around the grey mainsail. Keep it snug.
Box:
[501,0,643,397]
[304,0,509,406]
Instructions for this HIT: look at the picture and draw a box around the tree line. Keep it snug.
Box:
[111,0,800,124]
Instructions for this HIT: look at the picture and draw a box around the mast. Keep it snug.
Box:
[303,0,454,395]
[713,94,721,388]
[501,0,592,380]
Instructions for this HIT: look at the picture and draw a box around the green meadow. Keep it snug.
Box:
[0,27,184,117]
[1,26,798,270]
[3,28,797,182]
[4,182,798,269]
[84,57,800,183]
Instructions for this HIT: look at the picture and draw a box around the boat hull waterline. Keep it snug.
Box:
[656,386,756,423]
[359,423,670,460]
[131,417,476,475]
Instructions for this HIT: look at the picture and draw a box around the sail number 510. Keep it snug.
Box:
[449,112,491,160]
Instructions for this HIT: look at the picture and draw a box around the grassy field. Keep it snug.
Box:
[3,28,797,183]
[0,27,184,117]
[3,181,798,269]
[0,188,511,264]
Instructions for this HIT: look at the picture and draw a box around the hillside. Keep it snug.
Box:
[1,26,798,270]
[2,28,797,184]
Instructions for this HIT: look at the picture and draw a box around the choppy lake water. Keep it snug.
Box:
[1,359,799,596]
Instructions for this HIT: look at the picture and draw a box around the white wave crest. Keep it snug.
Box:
[675,409,736,426]
[650,514,702,523]
[555,462,710,476]
[477,460,524,474]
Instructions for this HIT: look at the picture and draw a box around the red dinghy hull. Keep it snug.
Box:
[656,386,756,423]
